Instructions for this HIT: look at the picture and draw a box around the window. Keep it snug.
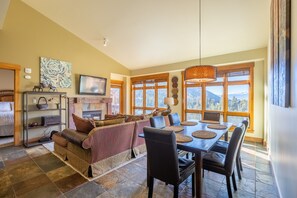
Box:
[131,73,169,115]
[183,63,254,131]
[110,80,124,114]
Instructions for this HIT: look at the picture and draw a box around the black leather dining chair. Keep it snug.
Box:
[203,124,244,198]
[149,116,166,128]
[211,120,248,180]
[143,127,195,198]
[168,113,181,126]
[203,112,220,121]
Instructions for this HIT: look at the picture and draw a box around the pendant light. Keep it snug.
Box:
[184,0,216,82]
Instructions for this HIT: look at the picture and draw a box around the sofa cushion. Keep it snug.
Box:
[61,129,88,147]
[94,118,125,127]
[72,113,95,134]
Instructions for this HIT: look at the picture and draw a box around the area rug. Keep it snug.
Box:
[42,142,147,181]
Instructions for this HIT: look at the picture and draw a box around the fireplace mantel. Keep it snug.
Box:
[68,97,112,129]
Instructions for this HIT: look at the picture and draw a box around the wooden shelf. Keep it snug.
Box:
[25,123,66,130]
[23,108,66,112]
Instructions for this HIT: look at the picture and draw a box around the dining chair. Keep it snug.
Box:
[203,112,220,121]
[143,127,195,198]
[149,116,166,128]
[168,113,181,126]
[211,120,248,180]
[203,124,244,198]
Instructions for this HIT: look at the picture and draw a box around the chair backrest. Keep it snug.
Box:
[224,124,244,175]
[237,119,249,157]
[150,116,166,128]
[143,127,180,184]
[168,113,181,126]
[203,112,220,121]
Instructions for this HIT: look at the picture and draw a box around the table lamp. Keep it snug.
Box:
[164,97,174,113]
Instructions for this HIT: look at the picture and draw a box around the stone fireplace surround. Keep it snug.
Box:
[68,97,112,129]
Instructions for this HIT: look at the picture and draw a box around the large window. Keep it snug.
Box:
[131,73,169,115]
[183,63,254,131]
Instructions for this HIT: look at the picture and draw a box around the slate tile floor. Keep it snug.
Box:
[0,141,280,198]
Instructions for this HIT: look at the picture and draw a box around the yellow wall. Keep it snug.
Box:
[131,48,267,139]
[0,0,130,97]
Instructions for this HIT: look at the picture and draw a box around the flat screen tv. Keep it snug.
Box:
[78,75,107,95]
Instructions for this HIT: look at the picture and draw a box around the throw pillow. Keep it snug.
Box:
[125,115,144,122]
[104,114,126,120]
[94,118,125,127]
[72,113,95,134]
[0,102,12,111]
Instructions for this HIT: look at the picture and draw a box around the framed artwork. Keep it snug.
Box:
[40,57,72,88]
[271,0,291,107]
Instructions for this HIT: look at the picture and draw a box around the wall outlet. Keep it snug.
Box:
[24,75,31,79]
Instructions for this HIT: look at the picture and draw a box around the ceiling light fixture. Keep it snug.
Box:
[103,38,108,47]
[184,0,216,82]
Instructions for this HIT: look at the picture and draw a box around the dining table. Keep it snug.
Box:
[139,121,233,198]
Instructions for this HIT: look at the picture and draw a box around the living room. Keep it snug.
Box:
[0,0,296,197]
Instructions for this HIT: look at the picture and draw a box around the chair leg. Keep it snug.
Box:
[174,185,179,198]
[232,172,237,191]
[186,152,189,159]
[192,173,196,197]
[226,176,233,198]
[236,157,242,180]
[239,156,243,171]
[148,177,154,198]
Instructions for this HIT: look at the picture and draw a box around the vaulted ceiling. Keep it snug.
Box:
[22,0,270,70]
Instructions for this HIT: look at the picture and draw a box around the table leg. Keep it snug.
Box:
[224,132,228,141]
[195,152,203,198]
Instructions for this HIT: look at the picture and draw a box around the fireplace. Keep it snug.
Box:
[82,110,102,120]
[68,97,112,129]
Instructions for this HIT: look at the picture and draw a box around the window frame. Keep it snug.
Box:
[130,73,169,115]
[182,63,254,132]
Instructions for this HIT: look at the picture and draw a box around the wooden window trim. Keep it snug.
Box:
[130,73,169,114]
[182,63,254,132]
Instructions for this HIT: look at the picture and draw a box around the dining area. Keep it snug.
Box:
[140,112,248,198]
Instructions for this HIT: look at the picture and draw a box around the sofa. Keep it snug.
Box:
[52,118,150,177]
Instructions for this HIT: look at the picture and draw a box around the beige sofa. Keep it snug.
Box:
[52,119,150,177]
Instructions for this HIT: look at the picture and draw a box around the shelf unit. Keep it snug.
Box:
[23,91,67,147]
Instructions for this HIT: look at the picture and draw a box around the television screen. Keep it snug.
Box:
[78,75,107,95]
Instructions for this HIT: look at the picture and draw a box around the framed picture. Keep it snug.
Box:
[271,0,291,107]
[40,57,72,88]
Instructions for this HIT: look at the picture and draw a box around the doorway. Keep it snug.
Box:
[0,63,21,146]
[110,80,124,114]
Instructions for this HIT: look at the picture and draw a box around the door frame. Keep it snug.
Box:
[0,62,21,146]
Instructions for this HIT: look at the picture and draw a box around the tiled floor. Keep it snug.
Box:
[0,141,280,198]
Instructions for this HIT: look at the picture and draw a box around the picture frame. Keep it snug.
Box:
[271,0,291,107]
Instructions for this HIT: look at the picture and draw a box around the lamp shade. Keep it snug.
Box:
[184,65,217,82]
[164,97,174,105]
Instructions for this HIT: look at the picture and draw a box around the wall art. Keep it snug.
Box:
[40,57,72,88]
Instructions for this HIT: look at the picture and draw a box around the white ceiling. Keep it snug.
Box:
[22,0,270,70]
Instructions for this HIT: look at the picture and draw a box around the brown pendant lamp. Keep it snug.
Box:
[184,0,216,82]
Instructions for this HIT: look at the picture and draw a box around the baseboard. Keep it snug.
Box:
[244,136,263,143]
[269,155,283,198]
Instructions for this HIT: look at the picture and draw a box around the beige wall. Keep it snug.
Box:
[132,48,267,139]
[0,69,14,90]
[0,0,130,97]
[268,0,297,197]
